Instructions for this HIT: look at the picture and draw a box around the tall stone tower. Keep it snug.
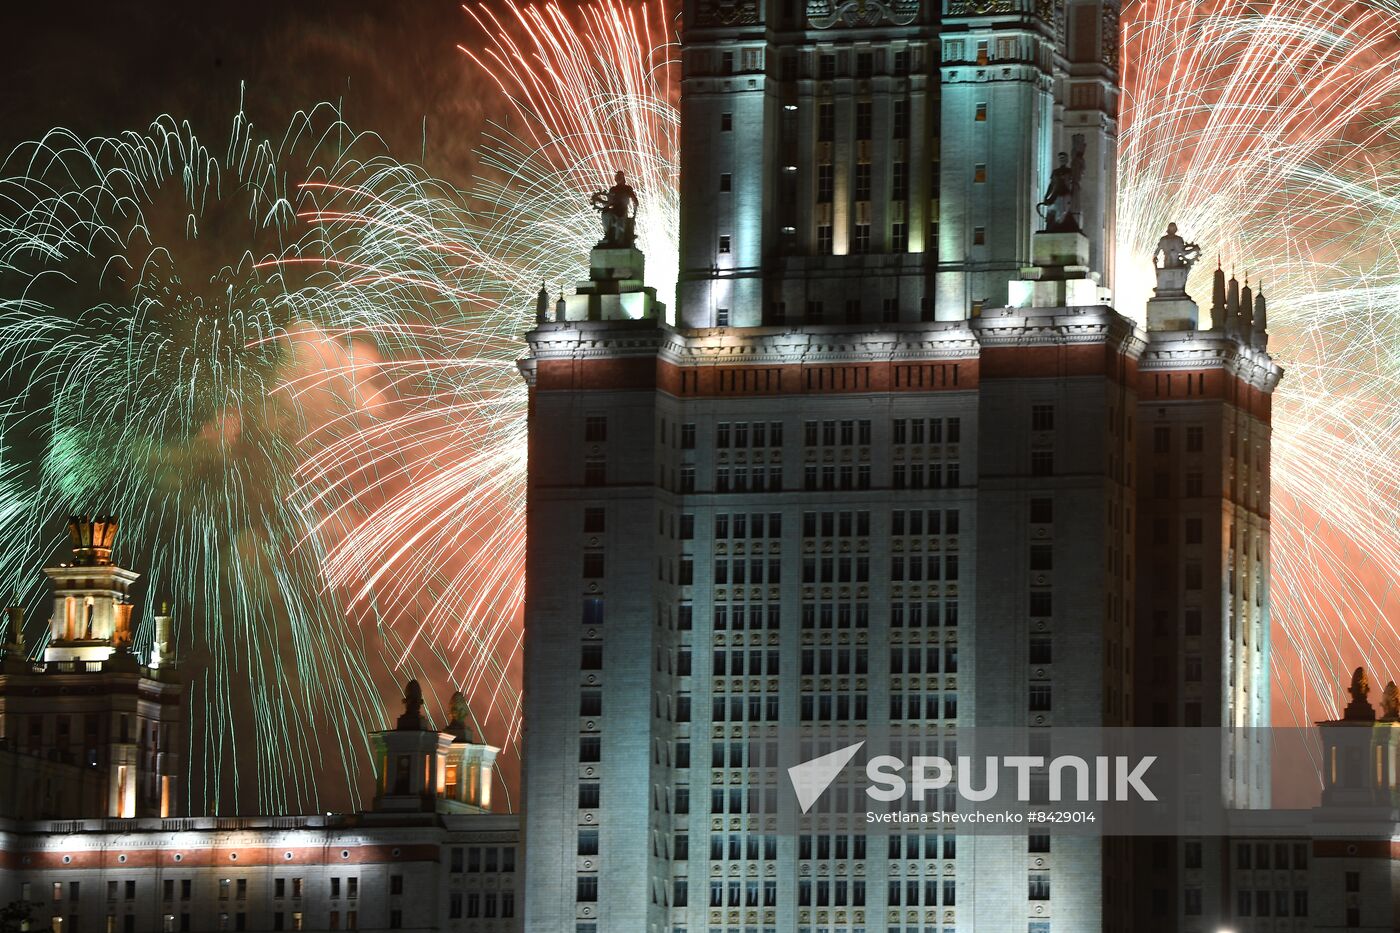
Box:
[678,0,1117,328]
[521,2,1269,931]
[0,516,182,819]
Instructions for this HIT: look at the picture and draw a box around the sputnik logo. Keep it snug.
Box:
[787,741,865,813]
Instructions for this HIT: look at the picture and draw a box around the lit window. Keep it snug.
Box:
[974,163,987,183]
[975,102,988,121]
[973,226,986,245]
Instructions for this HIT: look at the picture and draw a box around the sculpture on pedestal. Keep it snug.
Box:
[1343,666,1377,721]
[397,679,426,730]
[1153,222,1201,271]
[1037,137,1086,233]
[590,170,638,248]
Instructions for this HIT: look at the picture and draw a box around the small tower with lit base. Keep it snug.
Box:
[369,680,499,814]
[0,516,182,818]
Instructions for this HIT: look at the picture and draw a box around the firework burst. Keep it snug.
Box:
[1118,0,1400,721]
[0,104,455,812]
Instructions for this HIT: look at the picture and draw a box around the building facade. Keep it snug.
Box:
[0,521,520,933]
[518,0,1284,927]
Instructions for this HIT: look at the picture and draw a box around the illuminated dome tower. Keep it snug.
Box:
[0,516,182,818]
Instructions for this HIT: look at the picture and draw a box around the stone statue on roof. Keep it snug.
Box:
[397,679,426,730]
[1153,222,1201,270]
[590,170,638,248]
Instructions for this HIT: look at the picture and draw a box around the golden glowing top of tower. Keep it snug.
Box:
[66,515,119,566]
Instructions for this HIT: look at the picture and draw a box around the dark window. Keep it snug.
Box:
[1030,493,1052,523]
[721,112,733,131]
[583,508,605,533]
[855,162,872,200]
[818,103,834,141]
[1031,404,1055,431]
[892,162,909,200]
[1030,544,1053,571]
[817,164,834,201]
[582,553,604,578]
[719,173,732,192]
[585,416,607,442]
[580,643,603,670]
[856,101,872,139]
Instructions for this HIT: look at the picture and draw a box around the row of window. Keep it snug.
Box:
[892,463,962,489]
[448,891,514,920]
[38,909,388,933]
[888,693,958,720]
[890,555,959,582]
[716,422,783,448]
[448,846,517,873]
[893,418,962,445]
[800,602,871,629]
[1234,889,1308,918]
[714,513,781,538]
[713,558,782,585]
[889,646,959,673]
[890,602,960,628]
[716,467,784,493]
[706,833,780,861]
[891,509,960,536]
[36,877,370,904]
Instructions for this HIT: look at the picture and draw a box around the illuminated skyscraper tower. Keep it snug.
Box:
[678,0,1117,327]
[521,1,1275,931]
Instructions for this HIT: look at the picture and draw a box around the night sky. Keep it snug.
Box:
[2,1,489,186]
